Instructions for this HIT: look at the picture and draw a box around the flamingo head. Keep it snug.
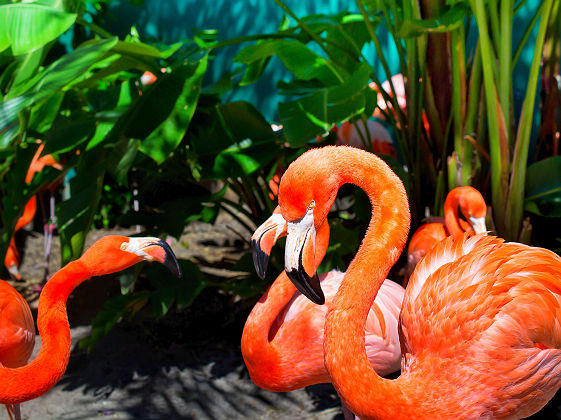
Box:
[276,147,341,305]
[80,236,182,278]
[456,186,487,234]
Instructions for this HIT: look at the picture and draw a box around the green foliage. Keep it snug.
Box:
[525,157,561,218]
[0,2,76,55]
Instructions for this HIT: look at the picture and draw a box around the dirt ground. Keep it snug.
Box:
[4,220,345,420]
[4,220,561,419]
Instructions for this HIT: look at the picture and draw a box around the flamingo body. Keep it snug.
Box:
[242,271,403,391]
[273,146,561,419]
[0,281,35,369]
[0,280,35,419]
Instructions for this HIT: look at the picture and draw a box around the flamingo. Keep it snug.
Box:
[0,235,181,420]
[242,207,403,392]
[0,281,35,420]
[274,145,561,419]
[404,186,487,281]
[4,144,63,281]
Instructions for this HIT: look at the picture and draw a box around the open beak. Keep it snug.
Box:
[284,207,325,305]
[125,237,182,278]
[251,211,287,279]
[470,216,487,235]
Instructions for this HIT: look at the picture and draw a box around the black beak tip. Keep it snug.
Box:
[157,239,182,278]
[251,239,269,280]
[286,269,325,305]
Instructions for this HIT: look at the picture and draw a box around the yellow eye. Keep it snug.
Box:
[307,200,315,211]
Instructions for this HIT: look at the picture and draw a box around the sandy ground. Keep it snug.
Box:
[3,221,345,420]
[4,219,561,419]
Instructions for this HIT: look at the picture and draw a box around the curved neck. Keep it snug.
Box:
[443,189,469,236]
[324,149,415,419]
[241,223,329,386]
[0,260,90,405]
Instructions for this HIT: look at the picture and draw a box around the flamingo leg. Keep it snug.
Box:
[5,403,21,420]
[42,192,56,283]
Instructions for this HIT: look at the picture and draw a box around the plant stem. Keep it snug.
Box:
[451,27,467,185]
[76,16,112,39]
[499,0,513,140]
[470,0,508,236]
[507,0,554,240]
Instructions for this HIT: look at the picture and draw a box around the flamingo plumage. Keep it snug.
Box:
[404,186,487,281]
[0,236,181,419]
[0,281,35,420]
[242,207,403,392]
[275,145,561,419]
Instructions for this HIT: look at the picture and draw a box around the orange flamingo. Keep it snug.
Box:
[0,280,35,420]
[4,144,63,281]
[275,145,561,419]
[0,235,181,420]
[404,186,487,281]
[242,207,403,392]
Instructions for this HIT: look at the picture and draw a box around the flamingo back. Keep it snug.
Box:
[399,234,561,418]
[274,271,403,378]
[0,281,35,368]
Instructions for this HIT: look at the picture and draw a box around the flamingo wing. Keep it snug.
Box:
[400,234,561,417]
[0,281,35,369]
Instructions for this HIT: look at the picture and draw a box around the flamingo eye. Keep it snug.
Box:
[307,200,315,211]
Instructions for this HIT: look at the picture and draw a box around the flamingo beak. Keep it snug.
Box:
[470,216,487,235]
[284,208,325,305]
[123,237,182,278]
[7,264,22,282]
[251,212,287,279]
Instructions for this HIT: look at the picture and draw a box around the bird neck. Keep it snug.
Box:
[241,271,297,389]
[443,189,469,236]
[241,223,330,390]
[0,260,90,405]
[324,148,415,419]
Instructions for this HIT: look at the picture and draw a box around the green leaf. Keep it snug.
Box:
[189,101,279,178]
[0,94,33,146]
[11,47,44,87]
[107,137,139,185]
[524,156,561,217]
[28,91,65,132]
[9,37,119,98]
[112,40,162,58]
[79,292,150,351]
[57,150,105,264]
[42,115,96,154]
[175,260,206,309]
[0,3,76,55]
[279,62,372,146]
[396,4,469,38]
[234,39,341,85]
[139,55,208,163]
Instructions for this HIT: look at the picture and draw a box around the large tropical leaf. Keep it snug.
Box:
[234,39,342,86]
[57,149,105,264]
[139,55,208,164]
[396,4,469,38]
[0,3,76,55]
[189,101,278,179]
[279,62,374,146]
